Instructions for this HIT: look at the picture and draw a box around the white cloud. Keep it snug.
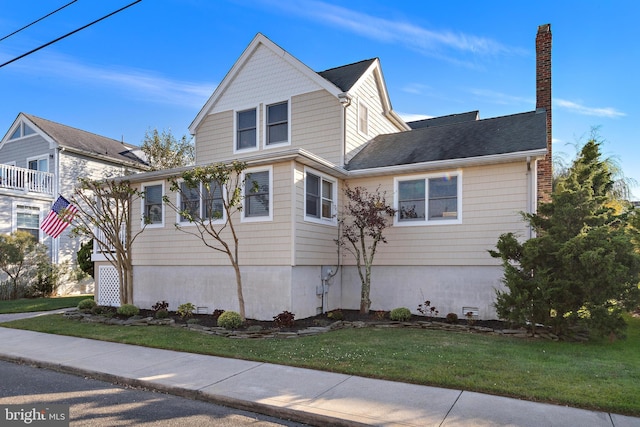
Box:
[468,88,533,106]
[10,52,215,108]
[257,0,524,62]
[398,112,432,122]
[555,98,625,118]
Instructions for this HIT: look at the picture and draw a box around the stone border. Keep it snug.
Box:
[64,310,555,340]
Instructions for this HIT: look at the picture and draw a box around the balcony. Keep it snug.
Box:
[0,164,54,196]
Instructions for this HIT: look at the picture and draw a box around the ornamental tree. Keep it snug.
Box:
[70,178,147,305]
[490,138,640,338]
[337,185,396,314]
[163,161,251,320]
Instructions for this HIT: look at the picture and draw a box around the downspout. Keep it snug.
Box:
[526,156,533,239]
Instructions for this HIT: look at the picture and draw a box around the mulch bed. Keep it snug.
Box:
[136,308,507,332]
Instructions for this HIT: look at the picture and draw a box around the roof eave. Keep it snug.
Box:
[347,148,547,177]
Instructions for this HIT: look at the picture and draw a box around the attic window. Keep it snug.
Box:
[9,123,36,140]
[358,100,369,136]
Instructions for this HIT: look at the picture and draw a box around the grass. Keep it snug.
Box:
[0,295,90,314]
[1,308,639,416]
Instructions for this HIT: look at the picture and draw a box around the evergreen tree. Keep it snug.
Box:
[490,139,640,338]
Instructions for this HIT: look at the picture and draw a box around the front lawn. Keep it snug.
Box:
[1,311,639,416]
[0,295,91,314]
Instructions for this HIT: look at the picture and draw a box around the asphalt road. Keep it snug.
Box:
[0,360,309,426]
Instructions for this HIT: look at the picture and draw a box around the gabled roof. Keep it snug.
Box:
[317,59,377,92]
[408,111,479,129]
[18,113,147,167]
[190,33,344,134]
[346,110,547,171]
[190,33,410,134]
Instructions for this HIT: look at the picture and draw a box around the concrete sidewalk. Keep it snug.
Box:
[0,317,638,426]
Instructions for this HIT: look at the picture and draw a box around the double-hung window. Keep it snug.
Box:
[178,182,200,223]
[143,183,164,227]
[236,108,257,151]
[203,180,224,221]
[305,169,336,223]
[243,168,271,221]
[396,172,461,225]
[266,101,288,146]
[15,204,40,241]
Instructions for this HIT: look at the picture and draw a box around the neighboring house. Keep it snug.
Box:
[0,113,148,291]
[94,25,552,320]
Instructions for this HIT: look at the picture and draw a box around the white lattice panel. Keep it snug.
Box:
[98,265,120,307]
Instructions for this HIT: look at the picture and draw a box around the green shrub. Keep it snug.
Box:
[177,302,195,319]
[78,298,97,311]
[217,311,243,329]
[117,304,140,317]
[155,309,169,319]
[446,312,459,323]
[327,309,343,320]
[390,307,412,321]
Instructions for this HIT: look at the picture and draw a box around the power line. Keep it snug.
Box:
[0,0,142,70]
[0,0,79,43]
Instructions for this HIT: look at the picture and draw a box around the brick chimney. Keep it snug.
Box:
[536,24,552,202]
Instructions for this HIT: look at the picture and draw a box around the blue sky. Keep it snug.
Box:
[1,0,638,197]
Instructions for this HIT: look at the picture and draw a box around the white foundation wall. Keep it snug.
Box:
[132,265,339,320]
[338,265,505,320]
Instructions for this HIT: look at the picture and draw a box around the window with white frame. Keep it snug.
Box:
[396,173,461,225]
[143,183,164,226]
[305,169,336,223]
[236,108,257,151]
[27,155,48,172]
[266,101,288,146]
[203,180,224,221]
[9,122,36,140]
[16,204,40,241]
[178,181,200,223]
[243,168,271,220]
[358,99,369,136]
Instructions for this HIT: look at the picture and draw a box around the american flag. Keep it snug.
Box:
[40,196,78,239]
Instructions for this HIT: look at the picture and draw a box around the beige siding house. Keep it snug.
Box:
[0,113,148,292]
[94,27,552,320]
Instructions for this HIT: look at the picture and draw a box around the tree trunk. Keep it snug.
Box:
[233,261,245,320]
[360,264,372,314]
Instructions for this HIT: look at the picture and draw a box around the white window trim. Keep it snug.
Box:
[141,181,165,228]
[393,171,463,226]
[26,154,49,172]
[233,106,259,154]
[241,165,273,223]
[357,98,369,137]
[12,201,42,242]
[8,122,36,141]
[303,167,337,225]
[263,99,291,149]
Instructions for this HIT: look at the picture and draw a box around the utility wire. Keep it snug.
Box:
[0,0,142,70]
[0,0,79,43]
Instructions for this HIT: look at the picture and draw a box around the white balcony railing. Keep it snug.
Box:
[0,164,54,196]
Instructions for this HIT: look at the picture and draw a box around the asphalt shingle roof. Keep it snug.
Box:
[408,111,479,129]
[317,59,377,92]
[24,114,147,166]
[346,110,547,170]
